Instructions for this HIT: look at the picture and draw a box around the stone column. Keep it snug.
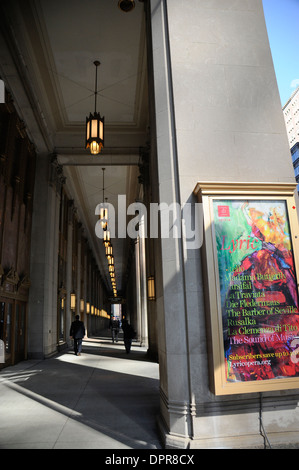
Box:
[76,225,82,319]
[135,238,142,342]
[82,239,88,335]
[148,0,296,449]
[139,215,148,348]
[148,0,193,447]
[65,200,74,347]
[28,154,64,359]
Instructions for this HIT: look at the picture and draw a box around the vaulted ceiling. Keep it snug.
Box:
[0,0,149,297]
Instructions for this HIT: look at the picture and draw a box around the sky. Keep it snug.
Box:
[262,0,299,106]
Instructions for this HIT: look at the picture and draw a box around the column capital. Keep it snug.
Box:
[50,154,66,193]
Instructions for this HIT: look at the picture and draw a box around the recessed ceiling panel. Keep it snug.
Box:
[39,0,144,125]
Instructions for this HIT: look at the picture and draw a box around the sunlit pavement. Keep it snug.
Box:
[0,333,161,449]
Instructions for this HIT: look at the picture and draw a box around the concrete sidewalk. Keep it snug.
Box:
[0,334,162,449]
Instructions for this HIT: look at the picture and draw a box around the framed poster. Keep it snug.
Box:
[194,182,299,395]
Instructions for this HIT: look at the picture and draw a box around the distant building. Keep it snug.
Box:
[283,87,299,148]
[283,87,299,190]
[1,0,299,449]
[292,142,299,187]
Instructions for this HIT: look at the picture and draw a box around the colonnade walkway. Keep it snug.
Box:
[0,331,162,449]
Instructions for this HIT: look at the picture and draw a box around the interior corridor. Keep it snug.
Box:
[0,330,161,449]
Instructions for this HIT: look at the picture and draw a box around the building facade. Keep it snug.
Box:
[0,0,299,449]
[283,87,299,149]
[283,87,299,192]
[292,142,299,187]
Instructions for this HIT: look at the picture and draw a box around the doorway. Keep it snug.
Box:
[0,298,13,368]
[0,297,27,369]
[14,301,27,364]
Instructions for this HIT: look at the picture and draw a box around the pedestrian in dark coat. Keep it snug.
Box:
[122,319,136,353]
[110,316,120,343]
[70,315,85,356]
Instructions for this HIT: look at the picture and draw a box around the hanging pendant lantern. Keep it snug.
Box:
[103,230,110,243]
[100,207,108,229]
[99,169,108,229]
[106,245,113,259]
[86,61,104,155]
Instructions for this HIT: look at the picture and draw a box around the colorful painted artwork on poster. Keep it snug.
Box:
[213,200,299,383]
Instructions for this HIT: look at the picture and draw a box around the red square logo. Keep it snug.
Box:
[218,205,230,217]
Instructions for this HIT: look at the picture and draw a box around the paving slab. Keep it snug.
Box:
[0,335,161,449]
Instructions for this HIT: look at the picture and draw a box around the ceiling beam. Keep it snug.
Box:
[56,152,140,166]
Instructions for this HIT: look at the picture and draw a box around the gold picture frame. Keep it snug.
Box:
[194,182,299,395]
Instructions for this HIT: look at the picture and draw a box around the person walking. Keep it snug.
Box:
[110,316,120,343]
[70,314,85,356]
[122,319,136,354]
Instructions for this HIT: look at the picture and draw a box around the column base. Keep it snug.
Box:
[157,414,191,449]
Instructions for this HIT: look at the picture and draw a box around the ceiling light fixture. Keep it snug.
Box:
[99,168,108,229]
[118,0,135,12]
[70,292,76,311]
[106,245,113,259]
[148,275,155,301]
[86,60,104,155]
[97,166,118,299]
